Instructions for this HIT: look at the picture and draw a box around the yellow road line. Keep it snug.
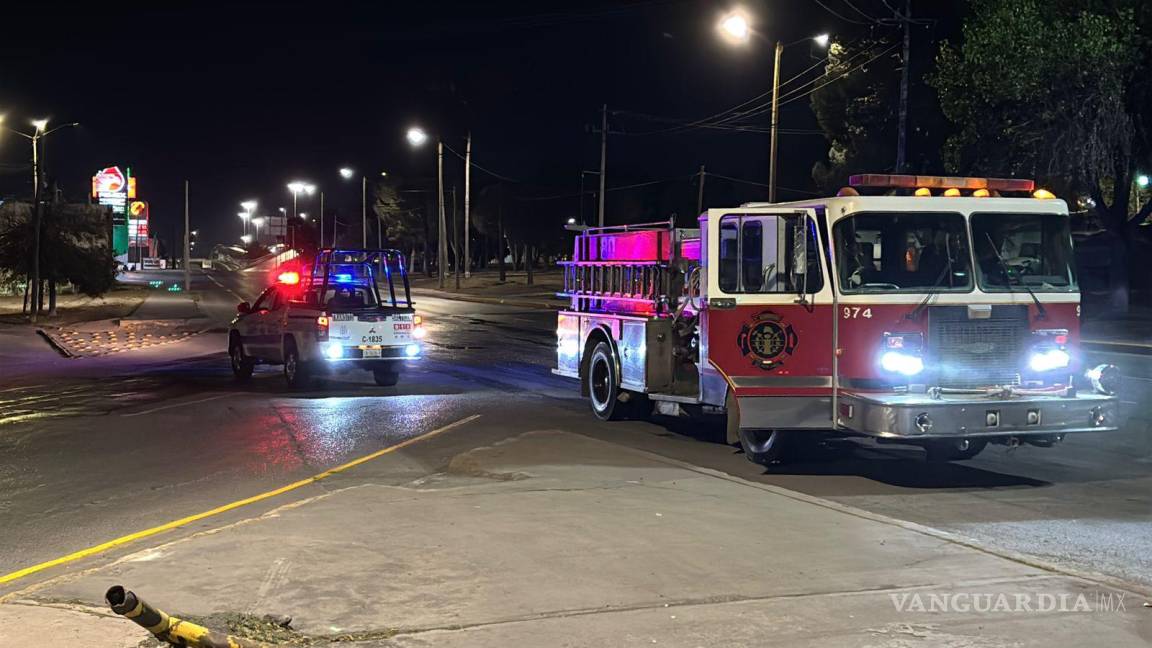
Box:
[0,413,481,586]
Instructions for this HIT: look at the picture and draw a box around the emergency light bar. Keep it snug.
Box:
[849,174,1036,193]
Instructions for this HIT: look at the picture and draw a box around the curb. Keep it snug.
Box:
[1082,340,1152,356]
[35,329,74,358]
[411,289,563,311]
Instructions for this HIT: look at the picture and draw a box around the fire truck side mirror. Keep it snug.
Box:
[790,216,812,305]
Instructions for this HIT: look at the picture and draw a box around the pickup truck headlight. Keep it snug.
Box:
[324,342,344,360]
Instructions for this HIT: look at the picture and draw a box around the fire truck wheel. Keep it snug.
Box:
[588,341,629,421]
[739,429,794,465]
[924,438,987,462]
[373,368,400,386]
[229,336,254,382]
[283,341,311,390]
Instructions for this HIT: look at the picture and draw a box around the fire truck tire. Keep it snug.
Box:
[588,341,630,421]
[373,369,400,386]
[924,438,987,462]
[229,335,254,382]
[739,429,794,465]
[283,341,311,390]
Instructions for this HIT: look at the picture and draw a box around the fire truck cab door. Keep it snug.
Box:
[701,207,833,409]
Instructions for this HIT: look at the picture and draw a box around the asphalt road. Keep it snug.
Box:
[0,269,1149,596]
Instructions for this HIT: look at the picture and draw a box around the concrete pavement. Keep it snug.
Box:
[3,429,1148,646]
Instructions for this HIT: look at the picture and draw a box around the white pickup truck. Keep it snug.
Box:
[228,249,425,388]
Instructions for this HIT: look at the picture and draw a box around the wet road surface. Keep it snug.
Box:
[0,269,1149,593]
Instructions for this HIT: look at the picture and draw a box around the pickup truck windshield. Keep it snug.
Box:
[971,212,1077,292]
[834,212,972,293]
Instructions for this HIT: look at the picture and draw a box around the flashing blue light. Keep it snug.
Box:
[333,273,354,283]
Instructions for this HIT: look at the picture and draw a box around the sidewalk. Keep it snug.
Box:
[3,430,1147,646]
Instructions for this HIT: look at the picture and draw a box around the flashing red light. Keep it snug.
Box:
[1055,334,1068,345]
[277,271,300,285]
[849,174,1035,193]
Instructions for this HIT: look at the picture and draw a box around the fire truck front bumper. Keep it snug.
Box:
[836,391,1120,439]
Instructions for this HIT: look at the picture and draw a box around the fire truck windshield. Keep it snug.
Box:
[971,212,1077,292]
[834,212,972,293]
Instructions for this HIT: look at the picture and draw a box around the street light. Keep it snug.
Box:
[240,234,253,245]
[718,11,751,44]
[300,212,309,220]
[339,167,354,179]
[406,127,429,147]
[718,10,831,203]
[407,126,450,289]
[1138,175,1150,189]
[0,117,79,322]
[252,217,265,243]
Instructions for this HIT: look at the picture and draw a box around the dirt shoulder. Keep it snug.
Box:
[0,285,149,327]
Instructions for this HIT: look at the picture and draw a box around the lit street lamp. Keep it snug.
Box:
[0,116,79,322]
[240,234,253,245]
[239,200,257,236]
[718,9,829,202]
[252,217,266,243]
[407,126,450,289]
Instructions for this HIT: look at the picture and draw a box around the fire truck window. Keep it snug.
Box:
[833,212,972,293]
[971,212,1077,292]
[718,214,822,294]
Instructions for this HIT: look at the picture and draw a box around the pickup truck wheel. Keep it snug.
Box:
[283,342,310,390]
[373,368,400,386]
[739,429,794,466]
[924,438,987,462]
[229,338,254,382]
[588,342,629,421]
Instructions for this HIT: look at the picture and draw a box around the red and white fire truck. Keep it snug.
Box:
[554,174,1121,464]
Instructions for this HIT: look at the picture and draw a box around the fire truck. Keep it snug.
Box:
[554,175,1121,464]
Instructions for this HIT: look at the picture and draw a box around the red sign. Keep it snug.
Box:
[92,167,127,196]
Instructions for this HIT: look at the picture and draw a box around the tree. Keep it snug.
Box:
[931,0,1151,309]
[811,38,901,191]
[0,201,117,315]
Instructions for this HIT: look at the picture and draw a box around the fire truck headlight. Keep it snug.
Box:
[324,342,344,360]
[405,343,421,358]
[880,351,924,376]
[1028,348,1070,373]
[1085,364,1121,395]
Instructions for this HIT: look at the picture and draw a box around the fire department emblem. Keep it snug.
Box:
[738,311,798,370]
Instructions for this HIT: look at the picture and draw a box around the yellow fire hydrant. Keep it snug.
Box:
[106,585,280,648]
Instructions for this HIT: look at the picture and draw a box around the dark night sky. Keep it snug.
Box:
[0,0,963,249]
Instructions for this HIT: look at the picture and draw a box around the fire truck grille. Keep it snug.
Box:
[929,306,1029,389]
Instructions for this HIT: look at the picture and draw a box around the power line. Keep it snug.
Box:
[441,143,522,183]
[777,41,901,109]
[706,172,822,195]
[837,0,885,22]
[810,0,875,24]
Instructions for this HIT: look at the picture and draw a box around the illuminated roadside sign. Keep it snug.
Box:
[128,201,149,245]
[95,166,134,258]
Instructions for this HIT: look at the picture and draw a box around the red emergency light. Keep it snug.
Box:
[277,271,301,285]
[849,174,1035,193]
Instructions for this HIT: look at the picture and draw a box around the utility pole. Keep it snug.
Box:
[696,165,706,214]
[183,180,190,293]
[437,139,447,289]
[319,191,325,248]
[895,0,912,173]
[452,186,461,290]
[769,40,783,203]
[30,133,42,323]
[361,176,368,248]
[464,132,472,279]
[598,104,608,227]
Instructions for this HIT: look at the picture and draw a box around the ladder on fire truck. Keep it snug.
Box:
[559,219,699,316]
